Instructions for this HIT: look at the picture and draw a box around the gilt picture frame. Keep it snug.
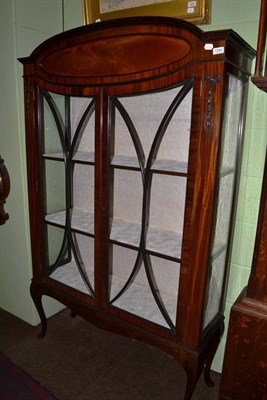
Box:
[83,0,211,25]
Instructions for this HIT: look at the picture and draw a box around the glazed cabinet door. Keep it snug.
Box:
[39,89,97,301]
[103,78,194,332]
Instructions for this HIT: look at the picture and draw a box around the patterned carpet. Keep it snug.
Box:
[0,352,57,400]
[0,308,221,400]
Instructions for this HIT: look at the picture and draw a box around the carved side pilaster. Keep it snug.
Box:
[204,74,221,127]
[25,84,33,121]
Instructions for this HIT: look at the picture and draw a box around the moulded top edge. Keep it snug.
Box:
[18,17,255,70]
[18,16,205,65]
[202,29,256,60]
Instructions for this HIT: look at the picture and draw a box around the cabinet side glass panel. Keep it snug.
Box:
[108,80,193,330]
[203,76,244,328]
[40,91,95,297]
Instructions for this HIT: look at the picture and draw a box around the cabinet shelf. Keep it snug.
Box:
[43,152,64,161]
[50,261,177,329]
[50,260,94,295]
[111,155,188,176]
[45,209,182,261]
[44,152,188,175]
[110,275,177,329]
[111,218,182,261]
[43,151,95,164]
[45,209,95,236]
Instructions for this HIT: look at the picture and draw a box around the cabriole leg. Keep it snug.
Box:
[30,281,47,338]
[183,358,204,400]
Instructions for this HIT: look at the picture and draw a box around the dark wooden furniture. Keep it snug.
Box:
[0,155,10,225]
[219,151,267,400]
[219,1,267,398]
[251,0,267,91]
[19,17,255,400]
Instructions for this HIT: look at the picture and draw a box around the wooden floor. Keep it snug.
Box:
[0,308,220,400]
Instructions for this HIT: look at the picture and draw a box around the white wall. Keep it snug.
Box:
[0,0,83,325]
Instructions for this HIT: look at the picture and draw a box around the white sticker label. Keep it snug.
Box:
[187,7,195,13]
[213,46,225,55]
[204,43,214,50]
[188,1,197,6]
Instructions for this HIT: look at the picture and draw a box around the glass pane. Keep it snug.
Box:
[48,231,95,295]
[74,233,95,292]
[203,250,226,328]
[149,175,186,232]
[203,75,244,328]
[109,246,180,328]
[42,92,95,160]
[113,169,142,224]
[219,76,244,171]
[156,88,192,166]
[108,80,193,328]
[42,92,65,155]
[113,85,192,166]
[70,96,95,162]
[41,90,95,296]
[73,163,94,221]
[45,224,69,268]
[44,159,66,215]
[212,173,235,251]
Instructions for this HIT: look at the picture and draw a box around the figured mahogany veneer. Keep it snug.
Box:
[20,17,255,400]
[40,35,191,78]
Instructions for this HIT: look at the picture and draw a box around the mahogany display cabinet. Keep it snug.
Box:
[19,17,255,399]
